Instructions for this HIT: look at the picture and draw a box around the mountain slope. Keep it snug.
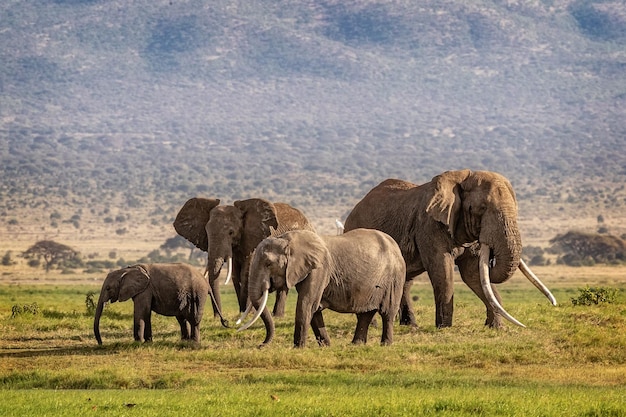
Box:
[1,0,625,238]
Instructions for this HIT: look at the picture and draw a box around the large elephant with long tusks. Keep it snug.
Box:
[344,169,557,329]
[239,229,405,348]
[173,197,315,325]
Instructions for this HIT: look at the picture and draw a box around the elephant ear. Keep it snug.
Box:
[173,198,220,251]
[234,198,279,254]
[284,231,327,289]
[118,265,151,302]
[425,170,472,237]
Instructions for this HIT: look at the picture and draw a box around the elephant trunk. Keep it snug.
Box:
[478,244,525,327]
[480,206,557,306]
[93,293,106,345]
[237,267,274,346]
[481,210,521,285]
[207,255,226,282]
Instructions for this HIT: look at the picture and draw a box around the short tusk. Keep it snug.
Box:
[224,257,232,285]
[518,259,557,306]
[479,244,526,328]
[237,289,269,332]
[236,302,253,325]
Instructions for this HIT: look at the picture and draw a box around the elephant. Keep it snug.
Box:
[238,229,405,348]
[93,263,220,345]
[173,197,316,325]
[344,169,557,329]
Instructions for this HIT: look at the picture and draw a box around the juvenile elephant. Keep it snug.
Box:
[344,170,557,329]
[173,197,316,323]
[93,263,218,345]
[239,229,405,348]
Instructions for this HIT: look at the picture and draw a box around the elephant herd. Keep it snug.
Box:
[94,169,557,348]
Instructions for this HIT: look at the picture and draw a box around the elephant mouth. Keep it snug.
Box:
[269,277,276,292]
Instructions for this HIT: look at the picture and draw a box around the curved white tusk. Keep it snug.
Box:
[224,257,232,285]
[518,259,557,306]
[235,302,253,325]
[479,244,526,328]
[237,289,268,332]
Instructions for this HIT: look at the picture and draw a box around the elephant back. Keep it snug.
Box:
[273,203,316,235]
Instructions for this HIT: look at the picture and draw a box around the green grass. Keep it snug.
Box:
[1,267,625,416]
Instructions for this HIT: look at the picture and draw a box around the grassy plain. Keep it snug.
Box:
[0,264,625,416]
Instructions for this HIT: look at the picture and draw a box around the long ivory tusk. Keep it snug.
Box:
[479,244,526,328]
[236,302,253,325]
[224,257,232,285]
[518,259,558,306]
[237,289,269,331]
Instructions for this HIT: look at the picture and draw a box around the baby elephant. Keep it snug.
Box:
[93,263,212,345]
[240,229,406,347]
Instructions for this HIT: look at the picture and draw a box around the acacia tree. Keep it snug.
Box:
[160,235,199,261]
[23,240,79,272]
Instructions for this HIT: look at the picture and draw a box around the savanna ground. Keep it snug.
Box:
[1,214,625,416]
[1,262,625,416]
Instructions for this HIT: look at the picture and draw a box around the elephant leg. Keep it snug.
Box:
[399,277,417,326]
[311,309,330,347]
[352,310,376,345]
[233,260,245,312]
[133,302,152,342]
[187,318,201,343]
[176,316,191,340]
[456,252,503,328]
[273,288,288,318]
[380,312,395,346]
[426,253,456,328]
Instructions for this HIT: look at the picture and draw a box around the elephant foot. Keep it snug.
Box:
[485,318,503,329]
[317,338,331,347]
[399,315,417,326]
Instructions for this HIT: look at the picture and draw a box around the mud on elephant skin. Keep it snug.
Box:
[93,263,218,345]
[239,229,406,348]
[344,169,557,329]
[173,197,316,324]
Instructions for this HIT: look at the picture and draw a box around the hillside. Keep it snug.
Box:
[1,0,625,251]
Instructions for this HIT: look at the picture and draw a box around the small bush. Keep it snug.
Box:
[11,302,40,318]
[85,291,97,315]
[571,286,618,306]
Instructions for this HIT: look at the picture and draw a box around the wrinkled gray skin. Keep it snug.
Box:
[345,169,536,329]
[247,229,405,348]
[93,263,211,344]
[173,197,315,324]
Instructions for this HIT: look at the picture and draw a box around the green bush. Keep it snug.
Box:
[571,286,618,306]
[85,291,97,315]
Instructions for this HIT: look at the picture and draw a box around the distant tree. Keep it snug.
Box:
[2,251,14,266]
[22,240,79,272]
[549,231,626,266]
[160,235,197,260]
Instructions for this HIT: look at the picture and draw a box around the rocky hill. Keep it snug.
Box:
[1,0,625,241]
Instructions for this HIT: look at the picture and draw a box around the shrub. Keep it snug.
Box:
[571,286,618,306]
[85,291,97,315]
[11,302,40,318]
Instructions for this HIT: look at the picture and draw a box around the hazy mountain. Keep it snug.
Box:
[1,0,625,236]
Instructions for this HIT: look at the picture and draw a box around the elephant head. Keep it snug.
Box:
[238,230,328,345]
[93,265,150,345]
[173,197,280,316]
[424,170,556,326]
[426,170,520,283]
